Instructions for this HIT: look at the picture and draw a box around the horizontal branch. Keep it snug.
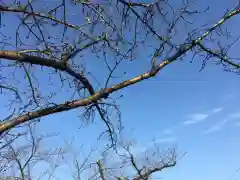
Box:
[0,50,95,94]
[0,51,65,69]
[124,1,159,8]
[0,5,80,30]
[0,4,97,41]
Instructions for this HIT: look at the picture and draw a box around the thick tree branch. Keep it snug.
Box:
[0,50,95,94]
[0,7,239,135]
[0,51,115,145]
[0,59,170,135]
[96,160,105,180]
[0,50,65,69]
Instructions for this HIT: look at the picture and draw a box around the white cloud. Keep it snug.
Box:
[204,112,240,134]
[204,119,228,134]
[183,113,209,125]
[183,107,224,125]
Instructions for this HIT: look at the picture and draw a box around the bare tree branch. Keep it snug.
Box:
[197,42,240,69]
[1,7,239,135]
[96,160,105,180]
[1,2,240,179]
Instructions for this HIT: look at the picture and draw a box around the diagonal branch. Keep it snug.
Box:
[0,59,170,135]
[0,7,240,135]
[118,0,173,46]
[0,84,21,101]
[197,42,240,69]
[132,162,176,180]
[96,160,105,180]
[126,144,176,180]
[0,50,115,143]
[0,50,116,145]
[127,148,144,179]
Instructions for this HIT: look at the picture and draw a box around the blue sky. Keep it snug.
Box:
[1,0,240,179]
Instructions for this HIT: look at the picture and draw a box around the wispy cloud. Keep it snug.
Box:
[204,119,228,134]
[183,113,209,125]
[183,107,223,125]
[125,136,177,155]
[204,112,240,134]
[154,137,177,144]
[211,107,224,114]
